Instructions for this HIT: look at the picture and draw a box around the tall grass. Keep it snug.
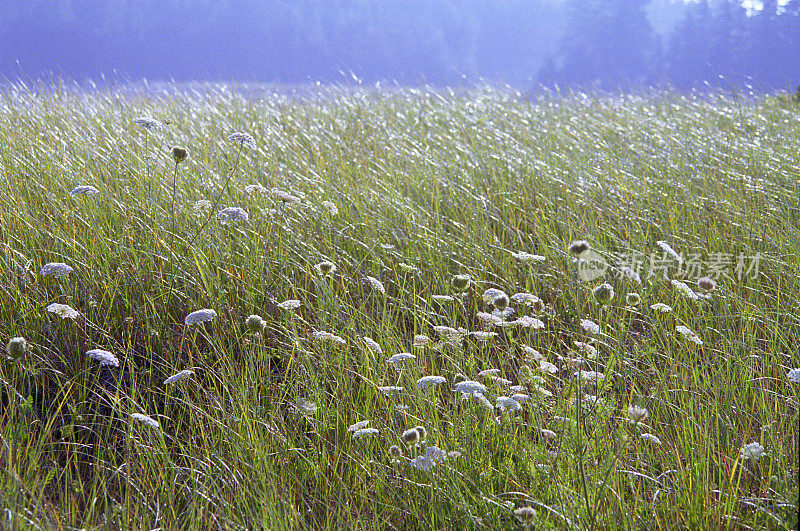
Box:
[0,82,797,529]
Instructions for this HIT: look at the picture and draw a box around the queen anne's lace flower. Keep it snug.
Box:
[295,397,317,414]
[377,386,404,394]
[322,201,338,215]
[387,353,415,364]
[132,117,162,130]
[353,427,379,439]
[470,331,498,340]
[514,316,545,329]
[277,299,301,310]
[130,413,160,429]
[313,331,346,345]
[185,309,216,325]
[46,303,80,320]
[627,405,649,422]
[580,319,600,334]
[366,276,385,294]
[409,455,433,471]
[272,188,302,204]
[496,396,523,412]
[348,420,370,432]
[41,262,73,278]
[87,349,118,367]
[164,369,195,385]
[671,279,699,300]
[245,184,268,195]
[482,288,508,306]
[363,337,382,354]
[218,207,248,223]
[787,368,800,384]
[417,375,447,389]
[70,185,99,197]
[651,302,672,313]
[640,433,662,445]
[740,442,766,461]
[676,325,703,345]
[228,132,257,150]
[657,241,682,264]
[512,251,546,262]
[454,380,487,395]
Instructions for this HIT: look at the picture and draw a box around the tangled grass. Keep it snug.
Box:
[0,82,798,529]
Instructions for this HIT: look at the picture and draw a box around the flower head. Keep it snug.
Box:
[626,292,641,306]
[164,369,195,385]
[295,397,317,415]
[593,282,615,304]
[650,302,672,313]
[671,279,699,300]
[512,251,546,262]
[218,207,248,224]
[130,413,160,429]
[87,348,119,367]
[627,405,649,423]
[193,200,212,214]
[277,299,301,310]
[417,375,447,389]
[245,184,267,195]
[451,274,471,291]
[46,303,80,320]
[409,455,433,471]
[640,433,662,445]
[245,314,265,332]
[272,188,302,204]
[171,146,188,164]
[401,428,420,446]
[698,276,717,291]
[40,262,73,278]
[70,185,99,197]
[363,336,382,354]
[228,132,257,150]
[387,352,415,364]
[787,368,800,384]
[676,325,703,345]
[6,337,27,361]
[656,241,682,264]
[454,380,487,396]
[353,427,379,439]
[580,319,600,335]
[322,201,338,215]
[514,507,537,524]
[496,396,523,412]
[313,331,346,345]
[569,240,590,255]
[366,276,385,295]
[348,420,370,432]
[740,442,766,461]
[132,117,162,130]
[185,309,216,325]
[315,261,336,275]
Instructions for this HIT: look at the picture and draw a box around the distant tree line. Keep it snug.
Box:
[0,0,797,91]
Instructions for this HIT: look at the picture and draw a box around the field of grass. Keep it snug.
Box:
[0,82,798,529]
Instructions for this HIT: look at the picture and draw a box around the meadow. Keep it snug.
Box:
[0,82,798,529]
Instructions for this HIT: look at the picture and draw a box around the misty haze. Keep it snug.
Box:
[0,1,798,530]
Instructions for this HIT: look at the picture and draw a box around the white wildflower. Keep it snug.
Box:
[272,188,302,204]
[425,446,447,463]
[477,312,503,326]
[510,292,541,306]
[482,288,508,306]
[573,341,598,359]
[514,316,545,329]
[46,303,80,320]
[353,427,379,439]
[401,428,420,445]
[521,345,545,361]
[228,132,257,150]
[70,185,99,197]
[218,207,248,223]
[277,299,301,310]
[409,455,434,471]
[417,375,447,389]
[575,370,605,382]
[193,200,212,214]
[387,352,415,364]
[87,348,118,367]
[651,302,672,313]
[512,251,546,262]
[184,309,216,325]
[377,386,404,394]
[627,405,649,422]
[164,369,194,385]
[740,442,766,461]
[321,201,338,215]
[130,413,159,429]
[539,360,558,374]
[478,368,501,378]
[656,241,683,265]
[496,396,523,412]
[244,183,267,195]
[398,262,419,273]
[580,319,600,334]
[640,433,662,445]
[363,337,382,354]
[40,262,73,278]
[366,276,385,294]
[295,397,317,414]
[490,376,513,386]
[511,393,530,403]
[676,325,703,345]
[454,380,487,395]
[540,428,557,439]
[431,295,455,303]
[787,368,800,384]
[413,334,431,348]
[470,331,498,341]
[132,117,162,130]
[514,507,537,524]
[671,279,699,300]
[313,331,346,345]
[593,282,615,303]
[618,266,642,284]
[348,420,370,432]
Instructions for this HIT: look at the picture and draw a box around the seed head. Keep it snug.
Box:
[626,292,641,306]
[414,425,427,442]
[514,507,537,524]
[40,262,73,278]
[171,146,188,164]
[698,276,717,291]
[388,445,403,457]
[401,428,420,446]
[593,282,615,304]
[568,240,590,255]
[451,274,471,291]
[493,293,509,311]
[6,337,27,361]
[316,261,336,275]
[184,308,217,325]
[245,314,265,332]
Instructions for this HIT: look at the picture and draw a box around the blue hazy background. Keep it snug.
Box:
[1,0,798,91]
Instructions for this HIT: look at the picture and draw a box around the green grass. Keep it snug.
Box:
[0,82,798,529]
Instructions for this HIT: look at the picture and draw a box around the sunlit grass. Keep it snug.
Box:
[0,82,798,529]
